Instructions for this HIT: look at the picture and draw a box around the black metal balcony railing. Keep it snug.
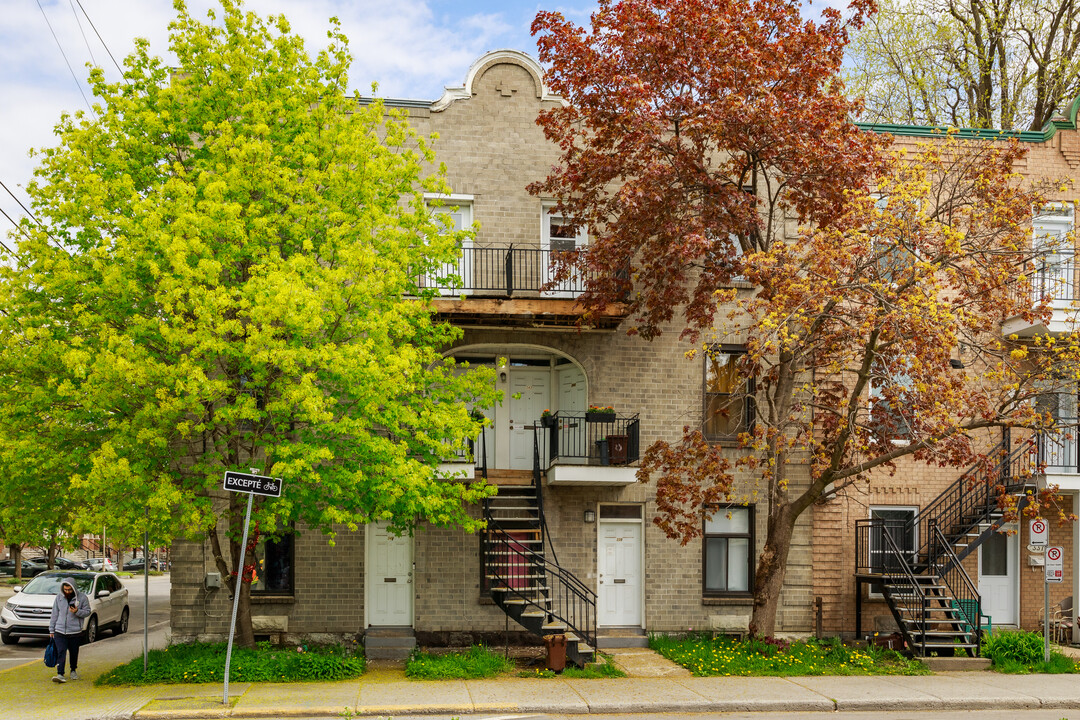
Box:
[419,244,587,298]
[543,411,641,466]
[1011,250,1076,305]
[1039,419,1079,472]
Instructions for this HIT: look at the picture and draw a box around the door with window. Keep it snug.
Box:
[868,507,917,594]
[1032,204,1075,303]
[509,369,550,470]
[979,529,1018,626]
[367,523,413,627]
[541,205,587,297]
[425,201,473,295]
[598,507,643,627]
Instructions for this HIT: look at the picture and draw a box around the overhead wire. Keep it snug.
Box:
[68,0,97,68]
[73,0,125,78]
[36,0,96,119]
[0,180,73,259]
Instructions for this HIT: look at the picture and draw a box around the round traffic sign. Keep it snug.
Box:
[1033,519,1046,534]
[1047,546,1062,561]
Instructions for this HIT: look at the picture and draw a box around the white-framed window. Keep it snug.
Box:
[868,505,917,595]
[703,345,754,441]
[1031,202,1075,303]
[703,505,754,595]
[423,194,474,296]
[541,203,587,297]
[868,357,913,441]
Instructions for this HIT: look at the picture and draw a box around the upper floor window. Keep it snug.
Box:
[704,345,754,441]
[542,204,588,253]
[1032,203,1075,302]
[423,195,474,295]
[868,358,913,440]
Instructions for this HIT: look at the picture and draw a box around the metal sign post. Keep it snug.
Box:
[221,469,284,707]
[1045,545,1065,662]
[143,507,149,674]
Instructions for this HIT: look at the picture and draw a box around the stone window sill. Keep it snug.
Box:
[702,596,754,607]
[251,594,296,605]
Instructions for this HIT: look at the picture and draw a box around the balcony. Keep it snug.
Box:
[540,411,642,486]
[1003,250,1080,336]
[418,244,629,329]
[1038,423,1080,492]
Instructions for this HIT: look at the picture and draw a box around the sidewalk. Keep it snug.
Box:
[5,655,1080,720]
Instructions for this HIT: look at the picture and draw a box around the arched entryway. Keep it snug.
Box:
[450,344,587,470]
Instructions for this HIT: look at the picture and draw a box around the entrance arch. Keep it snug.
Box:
[448,344,588,470]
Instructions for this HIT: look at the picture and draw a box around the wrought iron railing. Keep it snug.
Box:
[855,518,928,655]
[544,411,641,466]
[479,427,597,653]
[1011,249,1077,305]
[418,244,588,298]
[927,521,984,655]
[1039,421,1079,472]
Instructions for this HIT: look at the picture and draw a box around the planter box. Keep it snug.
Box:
[586,412,616,423]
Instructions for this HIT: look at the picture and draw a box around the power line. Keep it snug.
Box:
[73,0,125,78]
[37,0,96,119]
[0,180,72,259]
[68,0,97,68]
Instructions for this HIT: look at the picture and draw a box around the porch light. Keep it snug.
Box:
[583,510,596,523]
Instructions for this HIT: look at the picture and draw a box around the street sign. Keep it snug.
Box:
[223,471,283,497]
[1030,518,1048,547]
[1046,546,1064,583]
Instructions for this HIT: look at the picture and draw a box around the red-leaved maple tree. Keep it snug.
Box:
[532,0,1080,635]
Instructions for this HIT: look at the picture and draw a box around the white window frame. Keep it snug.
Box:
[424,194,474,296]
[541,202,587,298]
[1031,202,1075,303]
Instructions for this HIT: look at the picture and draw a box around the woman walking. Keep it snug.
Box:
[49,578,90,683]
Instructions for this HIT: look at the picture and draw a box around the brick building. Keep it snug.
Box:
[170,50,1080,659]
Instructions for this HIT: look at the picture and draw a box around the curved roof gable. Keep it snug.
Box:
[432,50,561,112]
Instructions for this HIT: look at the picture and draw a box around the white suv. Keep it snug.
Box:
[0,571,129,644]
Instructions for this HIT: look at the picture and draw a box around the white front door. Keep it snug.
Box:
[509,369,550,470]
[979,529,1018,625]
[367,523,413,627]
[598,521,642,627]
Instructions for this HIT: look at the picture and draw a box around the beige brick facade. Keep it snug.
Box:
[171,50,1080,646]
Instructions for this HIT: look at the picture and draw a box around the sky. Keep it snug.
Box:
[0,0,597,230]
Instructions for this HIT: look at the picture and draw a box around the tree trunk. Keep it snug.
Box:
[209,495,257,648]
[749,500,798,637]
[9,545,21,582]
[118,548,125,572]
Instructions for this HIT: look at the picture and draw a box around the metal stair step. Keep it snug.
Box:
[542,623,568,632]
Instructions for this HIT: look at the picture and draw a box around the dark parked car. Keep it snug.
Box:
[0,559,47,578]
[122,557,160,571]
[26,557,82,571]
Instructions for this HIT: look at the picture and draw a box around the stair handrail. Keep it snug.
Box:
[869,518,928,656]
[482,517,597,650]
[928,520,983,656]
[533,428,559,566]
[912,439,1036,569]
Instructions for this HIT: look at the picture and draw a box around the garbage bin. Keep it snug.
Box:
[543,633,567,672]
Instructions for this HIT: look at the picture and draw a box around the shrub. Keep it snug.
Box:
[981,631,1045,667]
[405,645,514,680]
[95,642,365,686]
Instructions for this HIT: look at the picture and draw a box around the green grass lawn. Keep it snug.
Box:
[981,630,1080,674]
[96,641,365,685]
[649,634,929,677]
[405,645,515,679]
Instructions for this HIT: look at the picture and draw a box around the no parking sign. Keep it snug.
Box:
[1046,546,1064,583]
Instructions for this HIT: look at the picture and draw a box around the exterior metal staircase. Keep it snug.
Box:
[856,437,1037,656]
[481,430,597,667]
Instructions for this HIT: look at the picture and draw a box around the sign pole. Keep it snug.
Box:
[223,491,254,707]
[1045,573,1051,663]
[143,507,149,674]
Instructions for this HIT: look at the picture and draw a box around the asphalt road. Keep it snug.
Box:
[0,573,171,672]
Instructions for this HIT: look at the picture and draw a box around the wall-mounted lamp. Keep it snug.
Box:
[499,370,508,383]
[583,509,596,523]
[949,358,965,369]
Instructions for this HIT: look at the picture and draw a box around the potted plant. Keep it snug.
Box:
[586,404,616,422]
[540,409,556,428]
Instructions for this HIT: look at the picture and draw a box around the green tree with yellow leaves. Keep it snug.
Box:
[0,0,495,645]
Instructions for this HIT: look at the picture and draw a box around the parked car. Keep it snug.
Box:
[0,559,48,578]
[81,558,117,572]
[0,571,129,645]
[122,557,160,571]
[26,557,82,571]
